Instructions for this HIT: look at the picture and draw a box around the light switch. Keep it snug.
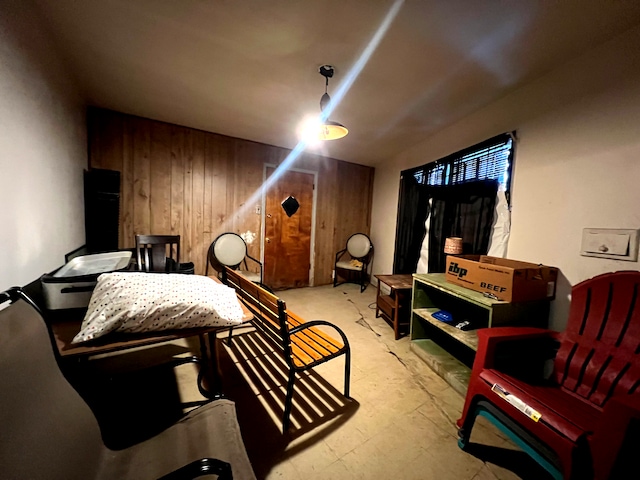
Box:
[581,228,639,261]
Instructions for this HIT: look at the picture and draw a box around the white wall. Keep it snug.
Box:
[0,0,86,291]
[371,25,640,331]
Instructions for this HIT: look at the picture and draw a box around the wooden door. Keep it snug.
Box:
[264,167,314,290]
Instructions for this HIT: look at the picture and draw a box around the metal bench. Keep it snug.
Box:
[222,267,351,433]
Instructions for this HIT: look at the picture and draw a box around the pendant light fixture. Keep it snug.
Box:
[317,65,348,140]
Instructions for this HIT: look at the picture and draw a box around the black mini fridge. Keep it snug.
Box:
[84,168,120,254]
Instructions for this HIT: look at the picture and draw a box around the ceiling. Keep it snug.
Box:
[34,0,640,167]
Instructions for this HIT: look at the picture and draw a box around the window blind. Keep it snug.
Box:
[410,133,513,192]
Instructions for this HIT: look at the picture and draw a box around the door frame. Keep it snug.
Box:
[261,164,318,286]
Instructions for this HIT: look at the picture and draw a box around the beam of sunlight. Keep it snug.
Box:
[221,0,405,230]
[317,0,404,122]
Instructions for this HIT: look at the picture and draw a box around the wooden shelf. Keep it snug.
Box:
[410,273,551,393]
[412,273,502,309]
[413,307,479,351]
[410,339,470,397]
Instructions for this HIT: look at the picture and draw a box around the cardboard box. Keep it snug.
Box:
[445,255,558,302]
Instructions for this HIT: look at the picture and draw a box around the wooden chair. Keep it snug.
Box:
[457,271,640,480]
[136,235,180,273]
[334,233,373,292]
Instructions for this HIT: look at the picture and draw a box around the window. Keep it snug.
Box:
[393,132,515,274]
[409,133,514,195]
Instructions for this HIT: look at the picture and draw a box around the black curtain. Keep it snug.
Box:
[427,180,499,272]
[393,174,430,274]
[393,179,498,274]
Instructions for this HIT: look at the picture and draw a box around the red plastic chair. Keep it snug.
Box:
[457,271,640,480]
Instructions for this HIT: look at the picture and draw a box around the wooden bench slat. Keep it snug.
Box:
[286,315,304,328]
[254,311,280,331]
[291,347,333,366]
[301,327,342,350]
[290,344,318,366]
[241,301,280,328]
[291,327,341,354]
[291,334,333,357]
[289,328,345,367]
[287,310,342,343]
[287,313,343,349]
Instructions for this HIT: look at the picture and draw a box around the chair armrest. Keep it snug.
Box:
[335,248,347,263]
[158,458,232,480]
[473,327,559,378]
[245,253,261,265]
[591,395,640,479]
[244,254,263,283]
[289,320,350,350]
[5,286,44,316]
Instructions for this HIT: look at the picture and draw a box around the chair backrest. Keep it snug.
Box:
[553,271,640,407]
[136,234,180,272]
[0,289,104,479]
[210,233,247,268]
[346,233,372,259]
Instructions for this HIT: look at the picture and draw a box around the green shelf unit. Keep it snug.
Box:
[410,338,471,397]
[410,273,550,396]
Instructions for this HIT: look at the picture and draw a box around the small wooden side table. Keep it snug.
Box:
[374,274,413,340]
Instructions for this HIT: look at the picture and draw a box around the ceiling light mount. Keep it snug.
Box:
[319,64,334,79]
[317,64,348,141]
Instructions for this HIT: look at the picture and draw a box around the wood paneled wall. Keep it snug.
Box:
[88,108,374,284]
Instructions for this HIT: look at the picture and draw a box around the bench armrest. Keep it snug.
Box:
[290,320,350,349]
[158,458,232,480]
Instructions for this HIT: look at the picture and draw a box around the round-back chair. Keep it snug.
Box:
[206,232,263,284]
[333,233,373,292]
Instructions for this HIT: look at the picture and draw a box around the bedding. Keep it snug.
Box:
[72,272,246,343]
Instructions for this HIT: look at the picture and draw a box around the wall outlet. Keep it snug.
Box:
[331,269,335,279]
[255,205,261,215]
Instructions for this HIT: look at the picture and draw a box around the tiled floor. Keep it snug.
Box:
[74,282,553,480]
[233,283,552,480]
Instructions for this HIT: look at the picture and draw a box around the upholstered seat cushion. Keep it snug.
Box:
[97,399,255,480]
[335,260,363,271]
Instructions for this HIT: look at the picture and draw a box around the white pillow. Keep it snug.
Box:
[72,272,245,343]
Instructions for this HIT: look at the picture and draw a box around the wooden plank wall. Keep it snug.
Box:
[87,108,374,284]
